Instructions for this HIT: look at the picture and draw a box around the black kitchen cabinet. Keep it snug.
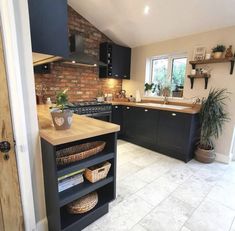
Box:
[99,43,131,79]
[111,105,123,137]
[41,133,117,231]
[28,0,69,59]
[114,104,200,162]
[157,111,199,162]
[123,106,158,149]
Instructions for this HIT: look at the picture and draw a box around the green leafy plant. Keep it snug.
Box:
[199,88,230,150]
[212,45,226,53]
[56,89,69,111]
[144,83,155,92]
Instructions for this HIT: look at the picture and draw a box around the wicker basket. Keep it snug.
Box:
[56,141,106,166]
[67,191,98,214]
[85,161,111,183]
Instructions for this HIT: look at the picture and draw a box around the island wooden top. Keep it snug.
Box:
[111,101,200,114]
[37,105,120,146]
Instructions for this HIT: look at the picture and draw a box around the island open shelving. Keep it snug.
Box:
[37,105,120,231]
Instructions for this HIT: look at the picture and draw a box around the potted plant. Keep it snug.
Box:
[96,89,105,102]
[195,88,230,163]
[212,45,226,59]
[51,89,73,130]
[144,83,156,96]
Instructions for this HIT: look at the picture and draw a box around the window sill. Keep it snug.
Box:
[142,95,195,104]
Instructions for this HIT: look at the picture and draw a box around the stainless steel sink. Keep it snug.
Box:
[137,103,191,110]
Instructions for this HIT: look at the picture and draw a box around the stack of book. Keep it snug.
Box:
[58,169,85,192]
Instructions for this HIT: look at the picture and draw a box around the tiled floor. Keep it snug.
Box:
[84,140,235,231]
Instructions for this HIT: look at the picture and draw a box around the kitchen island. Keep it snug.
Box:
[37,105,120,231]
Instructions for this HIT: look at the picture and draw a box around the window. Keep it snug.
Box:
[146,54,187,97]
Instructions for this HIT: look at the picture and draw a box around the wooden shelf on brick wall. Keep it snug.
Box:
[187,74,211,89]
[189,57,235,75]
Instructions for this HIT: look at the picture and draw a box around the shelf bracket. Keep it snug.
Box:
[190,78,194,89]
[204,77,209,89]
[230,60,234,75]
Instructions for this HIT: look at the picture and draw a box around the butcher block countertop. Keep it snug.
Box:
[37,105,120,146]
[111,101,201,114]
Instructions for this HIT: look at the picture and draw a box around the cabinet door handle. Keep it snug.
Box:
[126,107,130,110]
[124,75,127,78]
[144,109,148,112]
[115,74,118,77]
[115,106,118,109]
[172,113,176,116]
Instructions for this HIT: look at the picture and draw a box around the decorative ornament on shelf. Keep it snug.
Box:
[50,89,73,130]
[212,44,226,59]
[225,45,233,58]
[193,46,206,61]
[96,89,105,102]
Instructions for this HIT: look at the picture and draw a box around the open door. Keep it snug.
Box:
[0,31,24,230]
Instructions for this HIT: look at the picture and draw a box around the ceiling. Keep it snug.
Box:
[68,0,235,48]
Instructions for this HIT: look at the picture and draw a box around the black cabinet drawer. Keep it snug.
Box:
[123,106,158,148]
[111,105,123,137]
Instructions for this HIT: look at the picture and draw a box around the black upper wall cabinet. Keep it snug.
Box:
[28,0,69,58]
[99,43,131,79]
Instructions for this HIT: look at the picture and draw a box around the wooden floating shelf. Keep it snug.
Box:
[187,74,211,89]
[189,57,235,75]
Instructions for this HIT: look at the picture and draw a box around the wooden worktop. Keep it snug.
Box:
[37,105,120,146]
[111,101,200,114]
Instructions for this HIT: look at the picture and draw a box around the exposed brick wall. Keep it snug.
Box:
[34,6,122,102]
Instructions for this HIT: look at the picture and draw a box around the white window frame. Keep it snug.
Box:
[145,53,187,97]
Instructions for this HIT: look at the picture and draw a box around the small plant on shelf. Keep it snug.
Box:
[212,45,226,59]
[56,89,69,111]
[195,88,230,163]
[51,89,73,130]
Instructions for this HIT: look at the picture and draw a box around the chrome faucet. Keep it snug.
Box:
[163,95,168,104]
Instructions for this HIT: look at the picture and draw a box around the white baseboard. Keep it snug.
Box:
[215,152,230,164]
[36,218,48,231]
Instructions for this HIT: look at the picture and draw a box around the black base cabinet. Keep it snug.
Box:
[111,105,123,138]
[122,106,158,150]
[40,133,117,231]
[157,110,200,162]
[112,105,199,162]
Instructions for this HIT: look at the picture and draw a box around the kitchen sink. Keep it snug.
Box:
[137,103,191,110]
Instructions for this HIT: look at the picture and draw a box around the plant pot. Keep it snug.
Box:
[213,52,223,59]
[195,146,215,163]
[51,109,73,130]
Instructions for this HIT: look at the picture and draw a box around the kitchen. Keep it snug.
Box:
[1,1,235,231]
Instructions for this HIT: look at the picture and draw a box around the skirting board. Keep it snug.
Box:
[36,218,48,231]
[215,152,230,164]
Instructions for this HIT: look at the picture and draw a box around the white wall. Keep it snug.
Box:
[0,0,47,229]
[123,26,235,162]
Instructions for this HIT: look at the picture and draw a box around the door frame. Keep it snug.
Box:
[0,0,37,230]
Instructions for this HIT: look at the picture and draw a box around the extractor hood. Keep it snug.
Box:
[61,34,107,67]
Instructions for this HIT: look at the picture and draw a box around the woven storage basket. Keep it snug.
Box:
[67,191,98,214]
[85,161,111,183]
[56,141,106,165]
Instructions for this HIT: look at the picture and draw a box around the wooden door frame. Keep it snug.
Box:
[0,0,37,230]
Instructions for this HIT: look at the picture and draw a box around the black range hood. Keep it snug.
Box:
[62,34,106,67]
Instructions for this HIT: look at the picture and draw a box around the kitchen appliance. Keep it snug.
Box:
[62,34,107,67]
[69,101,112,122]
